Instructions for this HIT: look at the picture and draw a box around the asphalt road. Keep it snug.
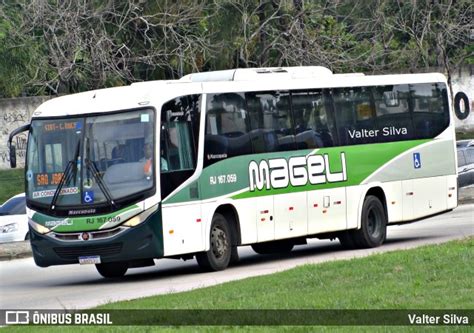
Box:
[1,204,473,310]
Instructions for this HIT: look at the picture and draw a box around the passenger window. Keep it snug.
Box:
[161,95,200,172]
[162,123,194,171]
[204,93,251,167]
[333,87,376,145]
[410,83,450,139]
[247,91,295,152]
[160,95,201,199]
[373,85,414,142]
[291,90,335,148]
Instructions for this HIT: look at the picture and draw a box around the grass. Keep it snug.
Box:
[0,168,24,204]
[4,237,473,332]
[101,237,473,310]
[456,131,474,140]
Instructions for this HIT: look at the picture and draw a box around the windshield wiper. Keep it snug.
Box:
[49,140,81,212]
[85,158,116,209]
[84,136,116,208]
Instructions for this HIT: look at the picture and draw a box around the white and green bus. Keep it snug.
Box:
[8,66,458,278]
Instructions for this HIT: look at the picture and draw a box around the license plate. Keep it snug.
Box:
[79,256,101,265]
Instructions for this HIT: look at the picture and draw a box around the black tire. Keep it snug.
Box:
[352,195,387,248]
[229,246,240,266]
[338,231,356,249]
[196,213,232,271]
[251,240,294,254]
[95,262,128,278]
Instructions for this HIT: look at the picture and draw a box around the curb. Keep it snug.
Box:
[459,198,474,205]
[0,241,32,261]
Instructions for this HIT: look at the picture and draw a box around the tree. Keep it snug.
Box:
[0,0,471,97]
[1,0,214,95]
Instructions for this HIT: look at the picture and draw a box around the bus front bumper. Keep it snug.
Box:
[29,215,164,267]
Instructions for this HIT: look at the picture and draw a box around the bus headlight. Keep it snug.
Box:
[122,205,158,227]
[29,219,51,234]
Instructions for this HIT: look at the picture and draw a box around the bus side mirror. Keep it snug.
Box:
[9,145,17,168]
[8,123,31,169]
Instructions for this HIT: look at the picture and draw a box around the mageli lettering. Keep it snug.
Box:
[249,153,347,191]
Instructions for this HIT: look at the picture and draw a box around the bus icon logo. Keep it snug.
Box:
[413,153,421,169]
[5,311,29,324]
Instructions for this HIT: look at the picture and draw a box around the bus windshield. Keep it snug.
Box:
[26,109,155,212]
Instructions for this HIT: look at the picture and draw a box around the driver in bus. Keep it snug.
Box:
[143,143,153,177]
[160,149,169,172]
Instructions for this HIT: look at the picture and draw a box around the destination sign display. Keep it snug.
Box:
[35,173,64,187]
[43,121,78,132]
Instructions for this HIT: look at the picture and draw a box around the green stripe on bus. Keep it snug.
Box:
[163,139,430,204]
[232,139,429,199]
[31,204,141,232]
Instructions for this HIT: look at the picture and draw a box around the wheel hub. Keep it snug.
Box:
[211,226,228,259]
[368,208,381,238]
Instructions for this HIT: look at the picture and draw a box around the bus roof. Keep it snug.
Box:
[32,67,447,118]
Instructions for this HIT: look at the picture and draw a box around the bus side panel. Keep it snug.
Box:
[413,176,447,219]
[233,198,258,245]
[346,185,365,230]
[198,201,217,252]
[447,175,458,209]
[274,192,307,239]
[382,181,404,224]
[307,187,346,234]
[255,195,275,243]
[162,203,203,256]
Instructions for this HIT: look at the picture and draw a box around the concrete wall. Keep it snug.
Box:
[0,96,50,169]
[451,66,474,132]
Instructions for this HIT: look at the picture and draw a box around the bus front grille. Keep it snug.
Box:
[53,243,123,260]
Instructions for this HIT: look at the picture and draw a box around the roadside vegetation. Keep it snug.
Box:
[0,168,24,204]
[5,237,472,332]
[100,237,473,310]
[0,1,471,98]
[456,131,474,140]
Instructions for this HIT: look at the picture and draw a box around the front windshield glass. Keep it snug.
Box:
[26,109,155,210]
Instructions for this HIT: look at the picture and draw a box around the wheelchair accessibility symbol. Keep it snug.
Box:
[83,191,94,204]
[413,153,421,169]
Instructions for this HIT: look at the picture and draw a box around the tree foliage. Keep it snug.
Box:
[0,0,472,97]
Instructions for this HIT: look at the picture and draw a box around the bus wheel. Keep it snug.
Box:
[96,262,128,278]
[229,246,240,266]
[251,240,294,254]
[353,195,387,248]
[338,231,356,249]
[196,213,231,271]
